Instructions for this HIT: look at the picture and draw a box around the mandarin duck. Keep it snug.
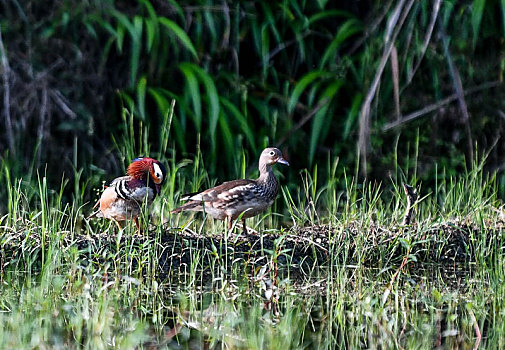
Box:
[171,147,289,233]
[91,157,166,231]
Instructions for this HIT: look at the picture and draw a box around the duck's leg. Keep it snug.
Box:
[242,219,247,235]
[134,217,142,234]
[227,215,233,233]
[113,219,123,231]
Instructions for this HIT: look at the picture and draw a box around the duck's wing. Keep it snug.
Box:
[106,175,134,200]
[88,176,131,219]
[187,179,256,202]
[106,175,152,202]
[171,179,257,215]
[109,175,132,186]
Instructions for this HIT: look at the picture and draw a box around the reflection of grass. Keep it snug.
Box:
[0,153,504,348]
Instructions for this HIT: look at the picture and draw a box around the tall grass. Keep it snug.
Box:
[1,135,505,347]
[1,0,505,347]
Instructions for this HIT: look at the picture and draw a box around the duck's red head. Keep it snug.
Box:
[127,157,167,194]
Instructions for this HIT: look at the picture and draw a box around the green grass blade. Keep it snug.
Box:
[159,17,198,59]
[309,81,342,164]
[471,0,486,49]
[288,71,326,114]
[220,97,256,151]
[309,107,329,166]
[343,93,362,140]
[136,76,147,121]
[218,112,234,164]
[131,16,143,86]
[179,63,202,131]
[139,0,159,52]
[308,9,353,25]
[320,18,362,68]
[188,64,220,143]
[148,87,169,115]
[144,18,156,53]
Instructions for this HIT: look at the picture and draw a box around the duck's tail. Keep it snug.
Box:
[87,200,103,219]
[170,201,202,214]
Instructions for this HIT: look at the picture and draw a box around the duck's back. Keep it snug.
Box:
[183,177,278,219]
[98,176,155,221]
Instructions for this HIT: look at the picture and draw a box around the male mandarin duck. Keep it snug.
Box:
[171,147,289,233]
[92,157,166,231]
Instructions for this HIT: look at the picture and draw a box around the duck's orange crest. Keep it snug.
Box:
[127,158,152,179]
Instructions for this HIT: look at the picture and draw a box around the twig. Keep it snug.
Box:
[50,89,77,119]
[404,0,442,87]
[358,0,415,175]
[35,86,49,170]
[391,45,401,120]
[285,233,328,253]
[0,28,15,155]
[346,0,394,56]
[382,250,410,306]
[220,0,230,50]
[434,310,442,348]
[382,81,502,131]
[468,309,481,350]
[390,253,409,289]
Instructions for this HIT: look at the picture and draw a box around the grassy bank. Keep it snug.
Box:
[1,153,505,349]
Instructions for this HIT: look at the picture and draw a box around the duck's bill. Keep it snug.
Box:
[277,157,290,166]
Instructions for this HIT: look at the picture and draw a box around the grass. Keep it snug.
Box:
[2,1,505,347]
[1,142,505,349]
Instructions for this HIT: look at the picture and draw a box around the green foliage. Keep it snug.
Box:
[0,0,505,205]
[2,1,505,346]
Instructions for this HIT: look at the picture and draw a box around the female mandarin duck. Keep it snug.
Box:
[92,157,166,231]
[171,147,289,233]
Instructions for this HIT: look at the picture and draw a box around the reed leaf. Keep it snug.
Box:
[288,71,327,114]
[188,64,220,143]
[148,87,170,116]
[220,97,256,151]
[308,9,353,25]
[309,81,343,164]
[136,76,147,121]
[471,0,486,49]
[158,17,198,59]
[320,18,362,68]
[179,63,202,131]
[139,0,159,52]
[343,93,363,140]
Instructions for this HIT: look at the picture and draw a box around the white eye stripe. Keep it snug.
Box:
[152,163,163,180]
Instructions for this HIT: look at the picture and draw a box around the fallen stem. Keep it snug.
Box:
[382,81,501,131]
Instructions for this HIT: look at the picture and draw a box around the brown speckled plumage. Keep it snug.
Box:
[171,147,289,232]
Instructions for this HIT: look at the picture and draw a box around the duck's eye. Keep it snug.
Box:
[269,151,276,156]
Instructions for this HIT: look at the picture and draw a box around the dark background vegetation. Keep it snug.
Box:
[0,0,504,203]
